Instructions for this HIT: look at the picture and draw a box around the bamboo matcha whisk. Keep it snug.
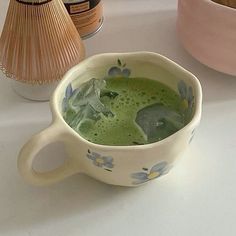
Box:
[212,0,236,8]
[0,0,85,84]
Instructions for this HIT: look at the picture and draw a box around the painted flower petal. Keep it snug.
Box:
[122,68,131,77]
[131,172,148,180]
[108,67,122,77]
[87,154,96,161]
[66,83,73,99]
[103,156,113,163]
[91,152,101,158]
[178,80,187,99]
[103,156,114,168]
[104,162,114,169]
[160,164,173,176]
[150,162,168,173]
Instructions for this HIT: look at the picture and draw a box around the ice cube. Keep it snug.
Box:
[135,103,185,143]
[64,78,117,129]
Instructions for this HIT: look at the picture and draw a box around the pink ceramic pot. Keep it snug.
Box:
[177,0,236,76]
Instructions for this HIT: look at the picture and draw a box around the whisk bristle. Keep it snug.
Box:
[0,0,85,84]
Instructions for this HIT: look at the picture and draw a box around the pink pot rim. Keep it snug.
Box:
[201,0,236,12]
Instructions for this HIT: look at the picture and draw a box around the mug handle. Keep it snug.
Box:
[17,122,78,186]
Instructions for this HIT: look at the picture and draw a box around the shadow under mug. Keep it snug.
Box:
[18,52,202,187]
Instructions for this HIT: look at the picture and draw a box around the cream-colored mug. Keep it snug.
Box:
[18,52,202,186]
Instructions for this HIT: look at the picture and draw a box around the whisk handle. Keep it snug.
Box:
[17,123,78,186]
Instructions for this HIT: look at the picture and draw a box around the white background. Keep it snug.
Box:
[0,0,236,235]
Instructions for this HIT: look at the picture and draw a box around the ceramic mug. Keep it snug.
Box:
[18,52,202,186]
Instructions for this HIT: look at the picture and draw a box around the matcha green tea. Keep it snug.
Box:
[63,77,189,146]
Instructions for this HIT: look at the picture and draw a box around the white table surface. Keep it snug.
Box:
[1,1,236,235]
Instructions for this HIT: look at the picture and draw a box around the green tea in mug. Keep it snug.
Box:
[63,77,192,146]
